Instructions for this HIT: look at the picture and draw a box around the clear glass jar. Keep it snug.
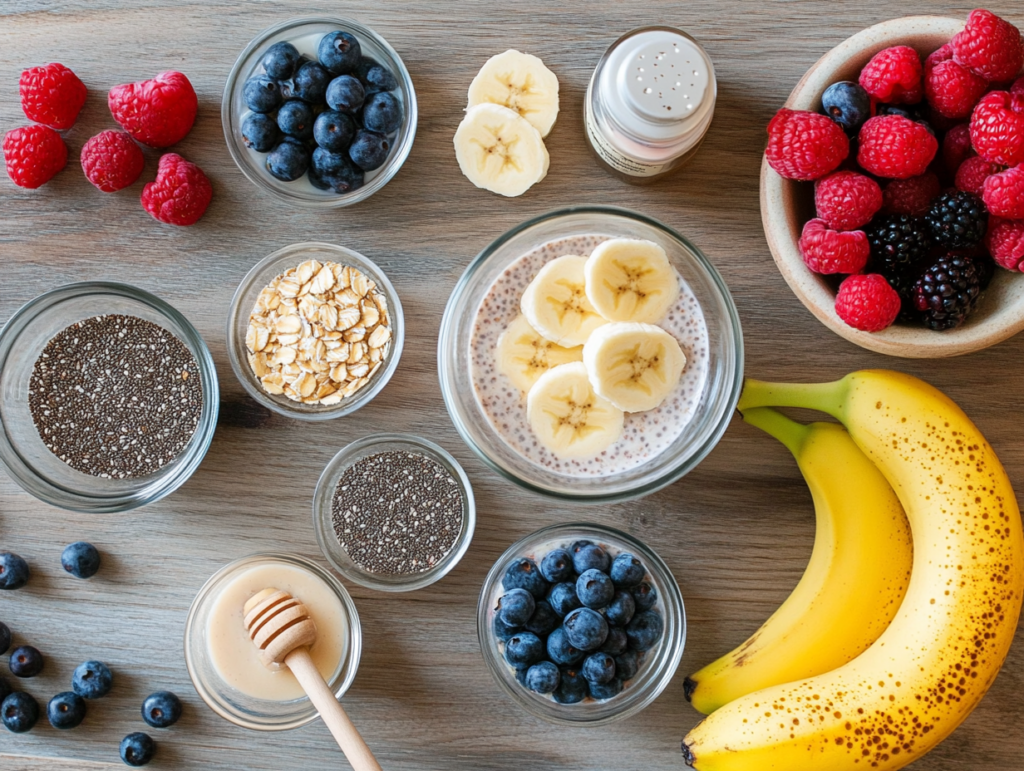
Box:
[584,27,717,184]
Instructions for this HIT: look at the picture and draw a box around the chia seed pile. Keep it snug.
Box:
[28,314,203,479]
[331,450,464,575]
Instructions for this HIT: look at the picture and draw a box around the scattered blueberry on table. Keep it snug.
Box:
[72,660,113,699]
[2,691,39,733]
[0,552,30,590]
[10,645,43,678]
[47,691,86,729]
[0,622,10,655]
[142,690,182,728]
[61,541,101,579]
[120,731,156,766]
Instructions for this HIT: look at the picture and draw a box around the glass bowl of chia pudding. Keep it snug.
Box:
[0,282,219,513]
[438,205,743,502]
[312,434,476,592]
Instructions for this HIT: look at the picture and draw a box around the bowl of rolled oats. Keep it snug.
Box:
[226,242,404,420]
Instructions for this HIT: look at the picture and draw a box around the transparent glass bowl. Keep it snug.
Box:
[477,523,685,725]
[438,205,743,502]
[184,552,362,731]
[226,241,404,421]
[313,434,476,592]
[222,16,418,208]
[0,282,219,513]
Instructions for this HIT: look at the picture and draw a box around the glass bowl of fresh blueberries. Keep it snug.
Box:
[477,523,685,725]
[222,16,417,208]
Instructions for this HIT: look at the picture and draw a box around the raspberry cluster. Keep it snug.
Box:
[766,8,1024,333]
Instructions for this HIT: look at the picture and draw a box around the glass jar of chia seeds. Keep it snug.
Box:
[584,26,717,184]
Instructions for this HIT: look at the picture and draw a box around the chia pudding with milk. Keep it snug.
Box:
[470,234,709,477]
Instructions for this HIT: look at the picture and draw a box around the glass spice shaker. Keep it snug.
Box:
[584,26,717,184]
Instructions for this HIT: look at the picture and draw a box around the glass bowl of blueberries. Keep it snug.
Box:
[222,16,417,208]
[477,523,685,725]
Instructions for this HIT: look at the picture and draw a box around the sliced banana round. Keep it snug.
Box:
[527,362,624,458]
[454,103,549,197]
[584,238,680,323]
[583,322,686,413]
[521,254,608,347]
[496,314,583,393]
[467,49,560,138]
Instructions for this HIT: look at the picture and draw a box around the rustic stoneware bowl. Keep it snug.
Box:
[761,15,1024,358]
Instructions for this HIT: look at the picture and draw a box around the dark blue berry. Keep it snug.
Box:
[262,41,301,81]
[142,691,182,728]
[502,558,548,599]
[277,100,314,139]
[48,691,86,729]
[569,540,594,556]
[615,649,640,680]
[524,661,560,694]
[605,591,636,627]
[588,676,624,700]
[242,113,280,152]
[553,666,589,704]
[348,129,391,172]
[626,610,664,652]
[546,582,582,618]
[292,61,331,103]
[358,62,399,95]
[492,613,521,642]
[0,552,29,590]
[524,600,559,637]
[582,652,616,685]
[540,548,574,583]
[545,626,584,666]
[313,110,355,152]
[362,92,403,134]
[326,75,365,113]
[72,660,113,699]
[514,666,529,687]
[563,608,608,652]
[632,581,657,611]
[266,140,310,181]
[600,626,628,657]
[498,588,535,627]
[0,676,10,703]
[10,645,42,677]
[576,569,615,609]
[61,542,100,579]
[309,147,363,193]
[821,81,871,135]
[572,544,610,575]
[2,691,38,733]
[120,732,156,766]
[504,632,544,668]
[610,553,645,588]
[319,30,361,74]
[243,75,282,114]
[0,622,10,656]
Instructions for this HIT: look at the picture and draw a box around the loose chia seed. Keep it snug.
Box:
[28,314,203,479]
[331,450,464,575]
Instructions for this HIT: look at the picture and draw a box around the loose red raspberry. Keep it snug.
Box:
[3,124,67,188]
[882,173,941,215]
[952,9,1024,83]
[109,71,197,148]
[81,130,145,192]
[1012,76,1024,95]
[814,171,882,230]
[924,47,988,119]
[19,63,87,130]
[859,46,923,104]
[942,123,975,176]
[765,108,849,181]
[970,91,1024,166]
[141,153,212,226]
[986,216,1024,270]
[835,273,901,332]
[798,218,870,274]
[955,155,1004,195]
[982,164,1024,219]
[857,115,938,179]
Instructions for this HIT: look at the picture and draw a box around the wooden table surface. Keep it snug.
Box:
[2,1,1023,769]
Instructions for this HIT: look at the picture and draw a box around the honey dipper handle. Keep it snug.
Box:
[284,648,383,771]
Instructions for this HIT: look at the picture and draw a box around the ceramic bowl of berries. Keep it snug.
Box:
[761,12,1024,358]
[477,523,685,726]
[223,16,417,208]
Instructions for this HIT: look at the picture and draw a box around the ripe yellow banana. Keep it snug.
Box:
[685,407,912,715]
[683,370,1024,771]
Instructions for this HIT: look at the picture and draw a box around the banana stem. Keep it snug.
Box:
[740,407,811,457]
[738,378,849,420]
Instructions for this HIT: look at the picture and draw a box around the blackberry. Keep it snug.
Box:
[912,254,983,331]
[865,214,932,306]
[925,191,987,249]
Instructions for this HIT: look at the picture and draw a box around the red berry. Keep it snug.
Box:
[857,115,938,179]
[3,124,67,189]
[882,173,941,216]
[955,155,1004,195]
[835,274,901,332]
[798,218,870,275]
[109,71,197,149]
[80,130,145,193]
[924,50,988,119]
[1012,76,1024,95]
[986,216,1024,270]
[814,171,882,230]
[765,108,849,181]
[941,123,975,176]
[141,153,212,226]
[19,63,87,131]
[951,9,1024,83]
[970,91,1024,166]
[982,164,1024,219]
[858,46,923,104]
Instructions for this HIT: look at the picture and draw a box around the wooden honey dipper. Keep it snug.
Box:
[243,588,382,771]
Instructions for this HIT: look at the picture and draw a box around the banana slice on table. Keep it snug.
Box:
[496,314,583,393]
[521,254,608,347]
[584,238,680,323]
[527,362,624,458]
[467,49,560,138]
[454,103,550,197]
[583,322,685,412]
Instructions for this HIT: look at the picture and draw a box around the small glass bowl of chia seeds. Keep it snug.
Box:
[313,434,476,592]
[0,282,219,513]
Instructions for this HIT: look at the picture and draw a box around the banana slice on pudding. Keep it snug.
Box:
[583,322,686,412]
[527,362,624,458]
[521,254,608,347]
[496,314,583,393]
[584,238,680,323]
[454,103,549,197]
[467,49,560,138]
